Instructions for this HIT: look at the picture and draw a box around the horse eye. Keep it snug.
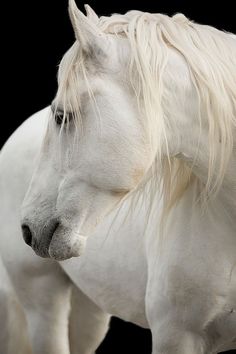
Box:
[54,111,64,125]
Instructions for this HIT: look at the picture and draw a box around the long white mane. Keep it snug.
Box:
[55,9,236,212]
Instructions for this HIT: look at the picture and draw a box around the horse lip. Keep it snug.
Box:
[32,236,51,258]
[48,231,88,260]
[33,246,50,258]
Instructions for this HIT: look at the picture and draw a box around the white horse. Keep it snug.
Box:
[0,107,112,354]
[1,1,236,353]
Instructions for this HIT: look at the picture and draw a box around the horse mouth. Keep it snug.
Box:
[32,244,51,258]
[22,219,87,261]
[48,231,87,261]
[45,223,87,261]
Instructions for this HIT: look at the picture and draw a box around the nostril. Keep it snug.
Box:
[21,224,33,246]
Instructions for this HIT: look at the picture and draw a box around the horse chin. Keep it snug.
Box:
[48,230,87,261]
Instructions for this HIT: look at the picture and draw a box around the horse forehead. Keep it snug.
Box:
[56,39,131,110]
[57,74,102,106]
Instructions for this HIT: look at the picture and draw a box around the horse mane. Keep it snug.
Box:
[55,10,236,213]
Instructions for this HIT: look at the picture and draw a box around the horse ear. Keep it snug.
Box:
[68,0,106,59]
[84,4,99,24]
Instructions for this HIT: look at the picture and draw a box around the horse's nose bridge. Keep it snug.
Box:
[22,165,61,214]
[22,195,50,219]
[55,174,77,211]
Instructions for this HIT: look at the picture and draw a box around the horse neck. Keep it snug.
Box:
[162,48,236,211]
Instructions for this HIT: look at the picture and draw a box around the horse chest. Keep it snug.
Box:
[61,212,149,328]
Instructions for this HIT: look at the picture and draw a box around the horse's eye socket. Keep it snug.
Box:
[54,111,64,125]
[54,111,73,126]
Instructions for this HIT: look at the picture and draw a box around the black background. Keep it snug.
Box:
[2,1,235,353]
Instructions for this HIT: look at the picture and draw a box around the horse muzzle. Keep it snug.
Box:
[21,220,86,261]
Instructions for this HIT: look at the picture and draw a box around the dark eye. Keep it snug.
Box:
[54,111,64,125]
[53,110,74,126]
